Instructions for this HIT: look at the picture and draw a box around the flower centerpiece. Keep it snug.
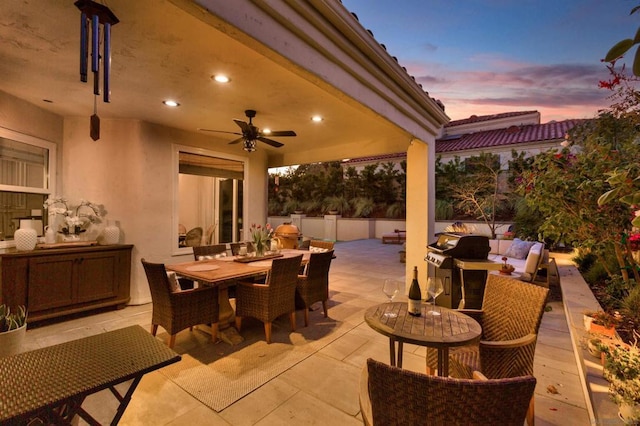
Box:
[500,256,515,275]
[44,196,104,241]
[249,223,274,257]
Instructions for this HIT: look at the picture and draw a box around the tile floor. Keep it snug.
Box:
[20,239,591,425]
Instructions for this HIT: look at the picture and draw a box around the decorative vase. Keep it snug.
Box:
[0,323,27,357]
[102,220,120,245]
[255,240,266,257]
[14,228,38,251]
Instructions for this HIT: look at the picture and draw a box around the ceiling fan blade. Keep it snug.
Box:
[228,137,245,145]
[264,130,296,137]
[198,129,242,136]
[257,136,284,148]
[233,119,251,133]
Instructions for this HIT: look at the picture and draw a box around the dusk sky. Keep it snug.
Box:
[341,0,638,123]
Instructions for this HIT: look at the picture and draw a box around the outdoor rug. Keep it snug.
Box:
[158,310,360,412]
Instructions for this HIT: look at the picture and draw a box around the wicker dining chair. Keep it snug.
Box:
[141,258,219,348]
[184,227,203,247]
[234,254,303,343]
[193,244,227,260]
[426,274,548,425]
[361,358,536,426]
[296,250,334,326]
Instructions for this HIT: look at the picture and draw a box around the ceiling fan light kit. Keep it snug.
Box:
[199,109,296,152]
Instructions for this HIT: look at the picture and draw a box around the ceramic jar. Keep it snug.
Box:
[102,220,120,245]
[14,227,38,251]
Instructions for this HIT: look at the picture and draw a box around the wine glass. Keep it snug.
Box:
[426,277,444,316]
[382,279,400,318]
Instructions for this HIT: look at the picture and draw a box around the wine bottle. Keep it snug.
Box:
[408,266,422,316]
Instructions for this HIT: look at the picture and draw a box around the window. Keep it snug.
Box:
[0,128,56,246]
[173,145,246,255]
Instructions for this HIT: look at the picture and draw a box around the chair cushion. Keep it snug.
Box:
[503,238,534,260]
[166,271,181,292]
[309,246,328,253]
[523,242,544,275]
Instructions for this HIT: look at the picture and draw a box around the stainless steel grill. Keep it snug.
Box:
[425,233,490,309]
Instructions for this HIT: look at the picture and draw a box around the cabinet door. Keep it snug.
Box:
[75,251,118,303]
[28,255,76,312]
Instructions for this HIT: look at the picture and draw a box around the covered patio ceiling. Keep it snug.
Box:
[0,0,447,167]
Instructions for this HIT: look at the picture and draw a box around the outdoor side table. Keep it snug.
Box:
[0,325,180,425]
[364,302,481,376]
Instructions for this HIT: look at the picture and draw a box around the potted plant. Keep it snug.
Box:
[500,256,515,275]
[0,304,27,357]
[583,310,621,337]
[602,334,640,423]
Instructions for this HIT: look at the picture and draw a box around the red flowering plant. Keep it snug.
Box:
[630,232,640,252]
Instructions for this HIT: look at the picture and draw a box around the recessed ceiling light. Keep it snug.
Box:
[311,115,323,122]
[163,100,180,107]
[213,74,230,83]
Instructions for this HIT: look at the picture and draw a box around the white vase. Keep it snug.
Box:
[0,323,27,357]
[14,228,38,251]
[102,220,120,245]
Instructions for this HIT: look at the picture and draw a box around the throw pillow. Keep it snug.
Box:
[166,271,181,292]
[504,238,535,260]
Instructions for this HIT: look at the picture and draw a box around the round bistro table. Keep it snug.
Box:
[364,302,482,376]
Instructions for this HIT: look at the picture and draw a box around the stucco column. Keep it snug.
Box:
[405,139,434,296]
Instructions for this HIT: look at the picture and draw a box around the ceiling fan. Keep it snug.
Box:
[198,109,296,152]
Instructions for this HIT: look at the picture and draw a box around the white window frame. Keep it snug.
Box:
[172,144,247,256]
[0,128,57,249]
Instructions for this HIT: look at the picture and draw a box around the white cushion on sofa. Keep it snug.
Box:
[523,242,544,276]
[489,239,500,254]
[498,239,513,255]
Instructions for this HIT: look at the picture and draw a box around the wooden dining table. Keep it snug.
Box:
[166,249,311,345]
[364,302,482,376]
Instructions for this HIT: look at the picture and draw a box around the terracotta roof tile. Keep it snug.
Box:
[446,111,538,127]
[436,119,586,153]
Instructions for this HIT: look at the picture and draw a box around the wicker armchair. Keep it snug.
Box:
[426,274,548,425]
[234,254,303,343]
[141,258,219,348]
[296,250,334,326]
[361,358,536,426]
[193,244,227,259]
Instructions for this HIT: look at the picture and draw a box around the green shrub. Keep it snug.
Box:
[435,199,454,220]
[351,197,375,218]
[621,283,640,331]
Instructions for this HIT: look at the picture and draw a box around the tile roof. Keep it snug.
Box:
[436,119,586,154]
[446,111,538,127]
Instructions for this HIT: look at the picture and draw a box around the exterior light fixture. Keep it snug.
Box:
[163,100,180,107]
[213,74,230,83]
[311,115,323,122]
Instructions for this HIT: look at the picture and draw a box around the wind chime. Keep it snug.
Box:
[75,0,119,141]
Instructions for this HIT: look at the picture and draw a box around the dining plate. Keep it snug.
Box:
[186,264,220,272]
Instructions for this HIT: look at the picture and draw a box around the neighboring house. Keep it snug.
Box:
[344,110,585,169]
[436,110,585,166]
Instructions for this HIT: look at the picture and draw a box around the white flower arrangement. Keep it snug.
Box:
[44,196,104,235]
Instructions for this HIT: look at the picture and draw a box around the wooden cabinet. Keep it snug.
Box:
[0,245,132,323]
